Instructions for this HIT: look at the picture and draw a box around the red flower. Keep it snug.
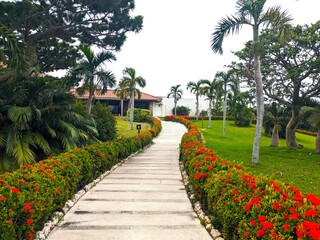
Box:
[261,221,274,230]
[26,218,33,226]
[207,165,213,171]
[0,179,5,184]
[257,229,266,237]
[273,202,281,211]
[304,210,318,217]
[11,187,20,194]
[244,232,250,237]
[307,194,320,206]
[0,197,7,201]
[289,213,300,221]
[24,202,32,213]
[250,219,256,227]
[28,232,33,240]
[283,224,290,230]
[7,219,13,224]
[258,215,266,222]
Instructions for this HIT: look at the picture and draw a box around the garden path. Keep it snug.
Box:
[48,121,212,240]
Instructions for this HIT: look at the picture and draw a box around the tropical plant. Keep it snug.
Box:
[186,80,204,121]
[234,92,254,127]
[70,45,116,113]
[113,84,130,117]
[0,76,97,171]
[120,67,146,130]
[215,71,235,137]
[263,102,289,147]
[174,106,191,116]
[167,84,183,116]
[201,78,220,128]
[211,0,292,164]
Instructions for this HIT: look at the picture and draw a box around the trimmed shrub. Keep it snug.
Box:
[92,102,117,141]
[127,108,151,122]
[173,106,191,116]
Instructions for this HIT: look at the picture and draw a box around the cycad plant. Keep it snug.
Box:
[0,76,97,171]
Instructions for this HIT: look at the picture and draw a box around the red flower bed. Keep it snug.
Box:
[167,116,320,240]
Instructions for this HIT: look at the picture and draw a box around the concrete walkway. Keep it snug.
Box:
[48,121,212,240]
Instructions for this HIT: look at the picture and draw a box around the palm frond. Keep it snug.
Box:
[32,132,51,155]
[211,15,249,54]
[8,106,32,127]
[93,51,116,67]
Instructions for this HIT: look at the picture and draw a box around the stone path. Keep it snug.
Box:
[48,121,212,240]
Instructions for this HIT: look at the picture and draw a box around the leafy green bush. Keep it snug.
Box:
[168,116,320,240]
[0,117,161,240]
[173,106,191,116]
[92,102,117,141]
[127,108,151,122]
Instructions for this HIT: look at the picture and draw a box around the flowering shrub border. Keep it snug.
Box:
[167,116,320,240]
[296,129,317,137]
[164,115,235,121]
[0,117,161,240]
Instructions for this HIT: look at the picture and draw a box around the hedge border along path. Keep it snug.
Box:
[165,116,320,240]
[36,149,145,240]
[0,117,161,240]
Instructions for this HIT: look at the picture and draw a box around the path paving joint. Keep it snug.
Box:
[48,121,212,240]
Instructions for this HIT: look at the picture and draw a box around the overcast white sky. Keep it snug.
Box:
[108,0,319,98]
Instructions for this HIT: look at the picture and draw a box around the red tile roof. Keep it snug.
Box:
[70,88,162,102]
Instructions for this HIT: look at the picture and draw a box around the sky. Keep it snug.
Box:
[107,0,320,98]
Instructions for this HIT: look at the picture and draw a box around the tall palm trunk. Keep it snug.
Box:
[252,55,264,164]
[86,92,94,113]
[174,99,177,115]
[196,95,199,121]
[222,93,227,137]
[120,99,124,117]
[316,129,320,154]
[208,99,212,128]
[271,128,279,147]
[286,108,300,147]
[130,91,134,130]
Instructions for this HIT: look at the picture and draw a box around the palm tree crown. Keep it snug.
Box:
[120,67,146,130]
[167,85,183,116]
[186,80,204,121]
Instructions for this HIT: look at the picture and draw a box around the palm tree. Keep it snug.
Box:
[167,85,183,116]
[71,45,116,113]
[201,79,219,128]
[114,83,130,117]
[186,80,204,121]
[211,0,292,164]
[120,67,146,130]
[308,107,320,154]
[215,71,234,138]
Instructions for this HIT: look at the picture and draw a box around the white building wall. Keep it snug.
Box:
[152,97,209,117]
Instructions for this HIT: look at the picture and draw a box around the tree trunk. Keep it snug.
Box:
[286,108,300,147]
[271,128,279,147]
[252,55,264,164]
[86,91,94,113]
[174,99,177,116]
[222,94,227,138]
[316,129,320,154]
[120,99,124,117]
[130,91,134,130]
[196,95,199,121]
[208,100,212,129]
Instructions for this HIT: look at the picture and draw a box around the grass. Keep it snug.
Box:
[116,117,150,138]
[194,120,320,196]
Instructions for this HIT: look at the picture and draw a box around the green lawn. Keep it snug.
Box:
[194,120,320,196]
[116,117,150,138]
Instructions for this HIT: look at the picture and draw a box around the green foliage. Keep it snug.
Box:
[234,92,254,127]
[0,117,161,240]
[173,106,191,116]
[92,102,116,141]
[0,0,143,72]
[127,108,151,122]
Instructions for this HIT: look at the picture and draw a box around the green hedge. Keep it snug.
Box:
[127,108,151,122]
[167,116,320,240]
[0,117,161,240]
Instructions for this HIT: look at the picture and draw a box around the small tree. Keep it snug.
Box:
[174,106,191,116]
[167,85,183,116]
